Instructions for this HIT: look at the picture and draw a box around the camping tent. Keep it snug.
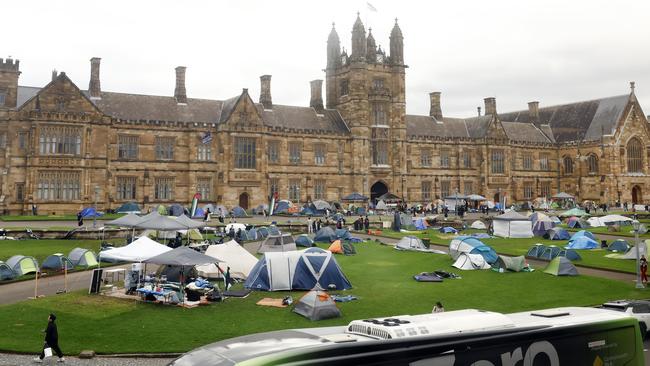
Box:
[529,212,551,225]
[587,217,605,227]
[334,229,352,240]
[601,215,633,225]
[328,240,356,255]
[395,236,429,252]
[609,241,648,259]
[295,234,315,247]
[310,200,331,212]
[526,244,547,258]
[301,206,316,216]
[550,216,562,225]
[544,227,570,240]
[6,255,39,276]
[0,261,15,280]
[196,240,258,279]
[256,233,297,253]
[470,221,487,230]
[375,200,388,210]
[558,249,581,261]
[293,290,341,321]
[231,206,248,217]
[439,227,458,234]
[67,248,98,268]
[99,236,172,262]
[245,247,352,291]
[608,239,630,252]
[492,211,533,238]
[452,253,491,270]
[449,236,498,263]
[568,218,590,229]
[274,200,293,214]
[342,192,369,202]
[414,218,428,230]
[559,208,588,217]
[116,202,141,214]
[41,253,74,271]
[168,204,185,217]
[543,257,579,276]
[570,230,596,242]
[492,255,526,272]
[566,236,599,250]
[539,246,561,260]
[252,204,269,215]
[314,227,337,242]
[532,219,555,237]
[79,207,103,218]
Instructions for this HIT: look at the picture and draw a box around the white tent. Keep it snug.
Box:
[225,223,246,232]
[394,236,446,254]
[452,253,491,270]
[196,240,258,279]
[99,236,171,262]
[256,233,297,253]
[492,211,533,238]
[587,217,605,227]
[470,220,487,230]
[375,200,388,210]
[600,215,633,224]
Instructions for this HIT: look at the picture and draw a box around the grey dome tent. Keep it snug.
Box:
[116,202,141,214]
[608,239,630,252]
[252,204,269,215]
[539,246,561,260]
[543,227,570,240]
[68,248,98,268]
[558,249,582,261]
[41,253,74,271]
[314,226,337,242]
[257,227,270,238]
[543,256,579,276]
[267,225,281,236]
[168,204,185,217]
[492,255,527,272]
[231,206,248,217]
[6,255,39,276]
[335,229,351,240]
[295,234,315,247]
[0,261,16,281]
[526,244,547,258]
[256,233,297,253]
[293,290,341,321]
[395,236,428,251]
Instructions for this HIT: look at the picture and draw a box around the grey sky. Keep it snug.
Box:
[5,0,650,117]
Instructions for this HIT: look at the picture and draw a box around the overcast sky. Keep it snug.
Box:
[5,0,650,117]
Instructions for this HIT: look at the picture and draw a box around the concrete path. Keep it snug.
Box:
[0,353,172,366]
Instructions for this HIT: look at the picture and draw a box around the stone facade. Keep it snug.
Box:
[0,16,648,215]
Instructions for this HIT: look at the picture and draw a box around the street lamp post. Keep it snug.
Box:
[454,189,458,217]
[93,186,100,229]
[632,220,645,289]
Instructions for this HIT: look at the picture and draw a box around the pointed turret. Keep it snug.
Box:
[351,13,367,62]
[327,23,341,69]
[389,18,404,65]
[366,28,377,62]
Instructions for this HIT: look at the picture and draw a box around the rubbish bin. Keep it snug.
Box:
[601,240,607,248]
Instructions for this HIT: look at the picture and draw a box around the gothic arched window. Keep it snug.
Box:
[587,154,598,174]
[627,137,643,173]
[563,156,573,175]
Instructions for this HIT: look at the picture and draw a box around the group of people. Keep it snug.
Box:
[306,217,324,234]
[352,216,370,231]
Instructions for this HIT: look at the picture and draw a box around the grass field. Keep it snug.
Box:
[0,240,647,355]
[0,239,102,274]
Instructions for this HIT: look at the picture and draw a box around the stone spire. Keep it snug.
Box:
[351,13,367,61]
[366,28,377,62]
[327,23,341,69]
[389,18,404,65]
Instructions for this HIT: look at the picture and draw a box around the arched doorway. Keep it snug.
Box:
[238,192,250,210]
[632,185,642,205]
[371,181,389,203]
[493,192,500,204]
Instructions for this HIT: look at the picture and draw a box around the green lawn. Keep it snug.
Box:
[0,240,647,354]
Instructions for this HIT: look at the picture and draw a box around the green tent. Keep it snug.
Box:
[68,248,98,268]
[543,256,579,276]
[156,205,168,215]
[493,255,527,272]
[558,208,588,218]
[6,255,39,276]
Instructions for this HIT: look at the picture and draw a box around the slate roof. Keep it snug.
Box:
[406,114,495,139]
[259,104,349,134]
[498,95,629,142]
[16,86,40,108]
[501,122,552,143]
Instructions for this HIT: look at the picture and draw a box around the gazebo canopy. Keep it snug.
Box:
[466,194,487,201]
[105,213,144,227]
[444,193,468,200]
[341,192,369,202]
[143,246,222,266]
[552,192,575,199]
[135,212,187,231]
[99,236,171,262]
[174,214,206,229]
[377,192,402,202]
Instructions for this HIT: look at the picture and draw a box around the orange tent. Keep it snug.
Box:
[328,240,343,254]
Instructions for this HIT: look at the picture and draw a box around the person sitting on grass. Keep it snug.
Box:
[432,301,445,313]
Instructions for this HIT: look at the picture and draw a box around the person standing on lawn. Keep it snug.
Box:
[641,255,648,285]
[34,313,64,363]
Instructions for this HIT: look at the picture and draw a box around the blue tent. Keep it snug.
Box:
[570,230,596,242]
[292,248,352,290]
[539,246,561,260]
[274,201,291,214]
[247,228,260,241]
[568,219,590,229]
[355,207,367,215]
[544,227,570,240]
[231,206,248,218]
[471,233,491,239]
[192,207,205,219]
[116,202,140,214]
[268,225,281,236]
[342,192,368,201]
[300,206,316,216]
[566,236,599,249]
[79,207,103,218]
[439,226,458,234]
[314,227,337,242]
[414,218,427,230]
[349,237,363,243]
[451,236,498,264]
[295,234,314,247]
[558,249,582,261]
[257,227,270,238]
[335,229,351,240]
[532,220,555,237]
[527,244,547,258]
[0,261,15,281]
[608,239,630,252]
[168,204,185,217]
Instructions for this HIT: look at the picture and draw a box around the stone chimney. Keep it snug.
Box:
[174,66,187,104]
[477,106,481,116]
[259,75,272,109]
[528,101,540,125]
[484,97,497,115]
[429,92,443,120]
[310,80,324,112]
[88,57,101,99]
[51,69,58,82]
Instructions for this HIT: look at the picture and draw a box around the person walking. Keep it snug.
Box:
[641,255,648,285]
[432,301,445,313]
[34,313,64,363]
[76,212,83,227]
[364,216,370,232]
[307,216,313,234]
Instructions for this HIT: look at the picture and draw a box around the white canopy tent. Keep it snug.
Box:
[492,211,533,238]
[196,240,258,279]
[99,236,172,263]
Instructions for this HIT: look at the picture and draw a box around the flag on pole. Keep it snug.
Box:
[201,131,213,144]
[191,193,201,217]
[366,2,378,12]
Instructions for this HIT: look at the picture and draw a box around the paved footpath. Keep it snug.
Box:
[0,354,172,366]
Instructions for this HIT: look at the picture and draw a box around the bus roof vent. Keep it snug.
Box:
[531,310,571,318]
[345,310,515,340]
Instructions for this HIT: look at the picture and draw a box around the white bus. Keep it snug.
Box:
[169,307,644,366]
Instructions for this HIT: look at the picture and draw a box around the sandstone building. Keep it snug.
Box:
[0,15,648,214]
